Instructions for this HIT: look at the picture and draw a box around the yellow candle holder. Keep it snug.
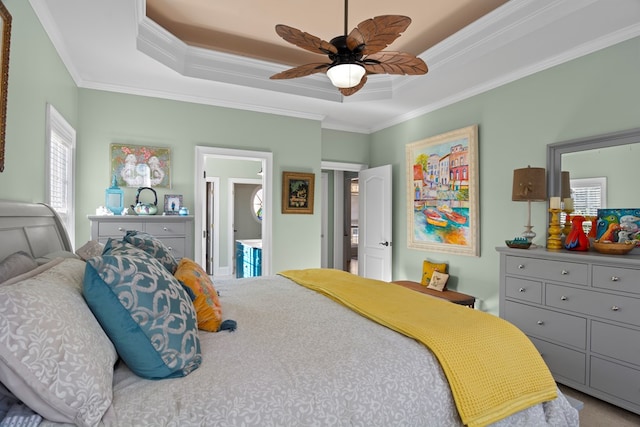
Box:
[547,209,563,251]
[562,209,573,236]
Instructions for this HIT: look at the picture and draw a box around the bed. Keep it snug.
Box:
[0,200,579,427]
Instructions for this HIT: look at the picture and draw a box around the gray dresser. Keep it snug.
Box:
[88,215,194,260]
[497,246,640,414]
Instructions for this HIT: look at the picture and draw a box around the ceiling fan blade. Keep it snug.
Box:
[275,25,338,55]
[363,52,428,75]
[347,15,412,55]
[339,75,368,96]
[270,62,331,80]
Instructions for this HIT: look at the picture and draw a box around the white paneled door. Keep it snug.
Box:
[359,165,392,281]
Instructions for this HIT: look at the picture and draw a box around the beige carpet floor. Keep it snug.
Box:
[558,384,640,426]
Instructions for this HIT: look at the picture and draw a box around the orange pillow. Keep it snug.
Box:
[174,258,222,332]
[421,260,448,286]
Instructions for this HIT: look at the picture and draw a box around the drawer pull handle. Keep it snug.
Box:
[518,264,524,269]
[118,227,124,232]
[560,296,567,301]
[519,287,525,293]
[163,227,168,231]
[611,305,620,312]
[537,320,544,326]
[610,276,619,282]
[561,270,568,275]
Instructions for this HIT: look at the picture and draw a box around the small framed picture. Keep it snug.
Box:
[282,171,315,214]
[164,194,183,215]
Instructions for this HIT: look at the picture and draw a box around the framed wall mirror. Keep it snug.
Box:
[546,127,640,203]
[0,1,11,172]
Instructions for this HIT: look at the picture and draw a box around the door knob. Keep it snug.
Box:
[379,241,390,246]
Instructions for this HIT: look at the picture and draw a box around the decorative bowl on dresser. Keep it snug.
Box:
[592,240,636,255]
[497,246,640,415]
[88,215,194,260]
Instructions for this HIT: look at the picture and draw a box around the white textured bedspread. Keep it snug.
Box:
[43,275,578,426]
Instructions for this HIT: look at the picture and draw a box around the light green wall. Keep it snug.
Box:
[0,0,77,202]
[321,129,370,165]
[75,89,326,273]
[370,36,640,313]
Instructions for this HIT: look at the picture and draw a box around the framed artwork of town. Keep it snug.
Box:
[406,125,479,256]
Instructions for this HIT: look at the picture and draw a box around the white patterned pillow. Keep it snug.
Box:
[0,258,117,427]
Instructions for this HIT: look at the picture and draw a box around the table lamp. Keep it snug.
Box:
[512,166,547,245]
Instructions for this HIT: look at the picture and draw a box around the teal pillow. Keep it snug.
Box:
[83,250,201,380]
[122,231,179,273]
[102,238,149,258]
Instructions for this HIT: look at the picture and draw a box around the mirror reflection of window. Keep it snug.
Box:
[252,187,263,222]
[570,177,607,217]
[562,177,606,234]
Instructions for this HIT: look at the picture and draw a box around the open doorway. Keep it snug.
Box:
[231,180,262,278]
[345,174,359,275]
[320,161,367,272]
[195,147,272,278]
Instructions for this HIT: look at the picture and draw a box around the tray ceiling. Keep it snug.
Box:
[29,0,640,133]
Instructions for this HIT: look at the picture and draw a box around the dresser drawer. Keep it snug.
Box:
[98,221,140,237]
[593,264,640,296]
[505,277,542,304]
[546,284,640,327]
[590,356,640,406]
[504,301,586,349]
[146,221,187,236]
[591,321,640,367]
[529,337,585,384]
[158,237,186,259]
[505,255,588,286]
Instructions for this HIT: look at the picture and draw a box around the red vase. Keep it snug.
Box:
[564,215,590,251]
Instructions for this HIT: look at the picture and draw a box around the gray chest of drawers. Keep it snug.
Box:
[88,215,194,260]
[497,246,640,415]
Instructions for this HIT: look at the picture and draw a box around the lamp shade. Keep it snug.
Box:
[561,171,571,199]
[512,166,547,201]
[326,63,365,88]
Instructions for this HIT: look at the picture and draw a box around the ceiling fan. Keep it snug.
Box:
[269,0,428,96]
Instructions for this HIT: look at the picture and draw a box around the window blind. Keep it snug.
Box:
[46,104,76,247]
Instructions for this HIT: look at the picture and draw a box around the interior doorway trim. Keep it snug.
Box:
[195,146,273,276]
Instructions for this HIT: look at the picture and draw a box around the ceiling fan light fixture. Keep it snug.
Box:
[326,63,365,88]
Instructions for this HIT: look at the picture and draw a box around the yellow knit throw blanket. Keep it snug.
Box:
[279,268,557,427]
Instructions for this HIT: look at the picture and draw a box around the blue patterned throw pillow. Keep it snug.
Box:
[122,230,179,273]
[83,250,201,379]
[102,238,148,257]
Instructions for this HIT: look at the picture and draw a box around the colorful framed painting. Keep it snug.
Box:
[406,125,480,256]
[110,143,171,188]
[282,171,315,214]
[0,1,11,173]
[596,208,640,248]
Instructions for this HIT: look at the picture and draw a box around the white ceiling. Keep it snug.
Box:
[29,0,640,134]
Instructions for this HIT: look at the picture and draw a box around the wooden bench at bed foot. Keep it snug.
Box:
[391,280,476,308]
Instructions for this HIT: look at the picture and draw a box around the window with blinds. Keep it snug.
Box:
[46,104,76,247]
[570,177,607,217]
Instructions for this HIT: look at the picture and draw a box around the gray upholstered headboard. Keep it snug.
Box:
[0,200,73,262]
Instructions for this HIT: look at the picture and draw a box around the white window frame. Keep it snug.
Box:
[45,103,76,248]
